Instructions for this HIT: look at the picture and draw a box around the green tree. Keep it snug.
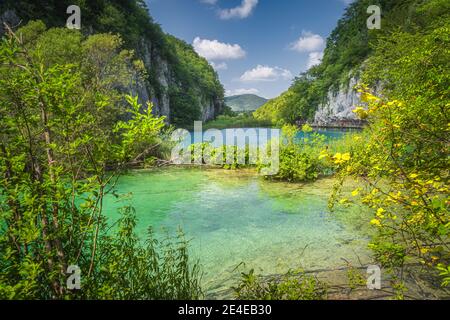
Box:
[0,23,201,299]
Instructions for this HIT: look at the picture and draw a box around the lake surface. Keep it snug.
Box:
[104,166,371,297]
[180,127,356,148]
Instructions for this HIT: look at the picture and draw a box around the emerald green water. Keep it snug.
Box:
[104,167,371,296]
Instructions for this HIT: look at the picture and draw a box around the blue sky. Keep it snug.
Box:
[146,0,353,99]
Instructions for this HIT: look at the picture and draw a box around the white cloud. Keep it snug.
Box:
[307,51,324,69]
[240,65,293,82]
[193,37,246,61]
[226,88,260,96]
[210,61,228,70]
[219,0,258,20]
[290,31,325,53]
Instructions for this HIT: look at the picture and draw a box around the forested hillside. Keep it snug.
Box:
[0,0,224,127]
[254,0,437,126]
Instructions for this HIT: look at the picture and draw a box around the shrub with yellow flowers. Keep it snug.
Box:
[330,85,449,291]
[329,11,450,292]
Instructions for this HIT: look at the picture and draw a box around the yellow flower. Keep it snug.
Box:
[361,93,379,103]
[409,173,419,179]
[333,153,342,164]
[353,107,369,120]
[342,153,351,161]
[333,153,351,165]
[370,219,381,227]
[351,189,360,197]
[376,208,385,218]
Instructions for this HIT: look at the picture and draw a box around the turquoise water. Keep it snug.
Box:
[104,166,371,296]
[180,128,355,148]
[296,128,359,140]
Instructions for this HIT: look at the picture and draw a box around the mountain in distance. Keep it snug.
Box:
[225,94,268,112]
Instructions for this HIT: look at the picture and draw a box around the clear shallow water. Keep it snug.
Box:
[103,167,371,295]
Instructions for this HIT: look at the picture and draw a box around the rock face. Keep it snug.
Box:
[202,96,224,121]
[314,76,364,127]
[132,39,172,120]
[0,10,19,34]
[132,39,223,124]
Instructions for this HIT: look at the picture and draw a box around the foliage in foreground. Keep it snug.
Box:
[0,23,201,299]
[234,269,327,300]
[83,207,202,300]
[269,125,328,182]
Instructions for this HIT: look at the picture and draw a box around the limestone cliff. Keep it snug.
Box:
[313,76,363,127]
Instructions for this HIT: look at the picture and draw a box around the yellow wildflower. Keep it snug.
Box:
[370,219,381,227]
[376,208,385,218]
[352,107,368,120]
[333,152,351,165]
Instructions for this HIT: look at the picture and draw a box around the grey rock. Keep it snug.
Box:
[314,76,362,127]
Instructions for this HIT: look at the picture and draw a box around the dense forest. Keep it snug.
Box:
[0,0,225,127]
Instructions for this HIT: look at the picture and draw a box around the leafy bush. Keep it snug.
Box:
[264,125,329,182]
[84,207,202,300]
[0,23,202,300]
[331,0,450,288]
[234,269,327,300]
